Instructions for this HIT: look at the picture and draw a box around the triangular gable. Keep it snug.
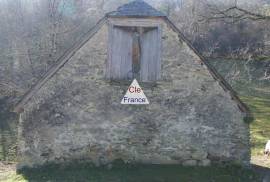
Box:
[13,2,251,117]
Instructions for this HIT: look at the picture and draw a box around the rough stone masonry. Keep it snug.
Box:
[15,2,250,169]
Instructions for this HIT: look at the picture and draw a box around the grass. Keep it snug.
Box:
[240,87,270,168]
[209,58,270,168]
[0,171,26,182]
[242,95,270,155]
[0,162,261,182]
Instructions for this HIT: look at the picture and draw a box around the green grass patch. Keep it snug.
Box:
[208,59,270,158]
[208,59,270,167]
[0,171,26,182]
[241,94,270,158]
[254,55,270,61]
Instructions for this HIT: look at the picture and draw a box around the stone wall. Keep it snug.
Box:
[18,19,250,168]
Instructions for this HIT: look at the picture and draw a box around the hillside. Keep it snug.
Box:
[209,59,270,168]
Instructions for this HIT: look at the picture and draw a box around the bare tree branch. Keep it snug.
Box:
[201,2,270,23]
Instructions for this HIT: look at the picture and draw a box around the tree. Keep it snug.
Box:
[202,0,270,23]
[203,0,270,80]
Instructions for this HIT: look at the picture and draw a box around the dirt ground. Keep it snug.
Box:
[0,162,16,173]
[0,162,17,181]
[252,155,270,168]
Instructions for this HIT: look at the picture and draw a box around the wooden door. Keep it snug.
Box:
[107,26,133,80]
[140,27,161,82]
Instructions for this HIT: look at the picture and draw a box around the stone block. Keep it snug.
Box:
[182,160,197,166]
[198,159,211,167]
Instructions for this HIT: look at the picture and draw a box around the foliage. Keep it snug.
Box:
[160,0,270,59]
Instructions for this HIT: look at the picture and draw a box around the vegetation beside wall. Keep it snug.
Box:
[209,59,270,168]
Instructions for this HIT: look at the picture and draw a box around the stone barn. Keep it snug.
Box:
[14,0,251,168]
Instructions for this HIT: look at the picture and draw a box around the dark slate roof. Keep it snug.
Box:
[107,0,165,17]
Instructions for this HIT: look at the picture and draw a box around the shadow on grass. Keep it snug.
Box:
[17,161,262,182]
